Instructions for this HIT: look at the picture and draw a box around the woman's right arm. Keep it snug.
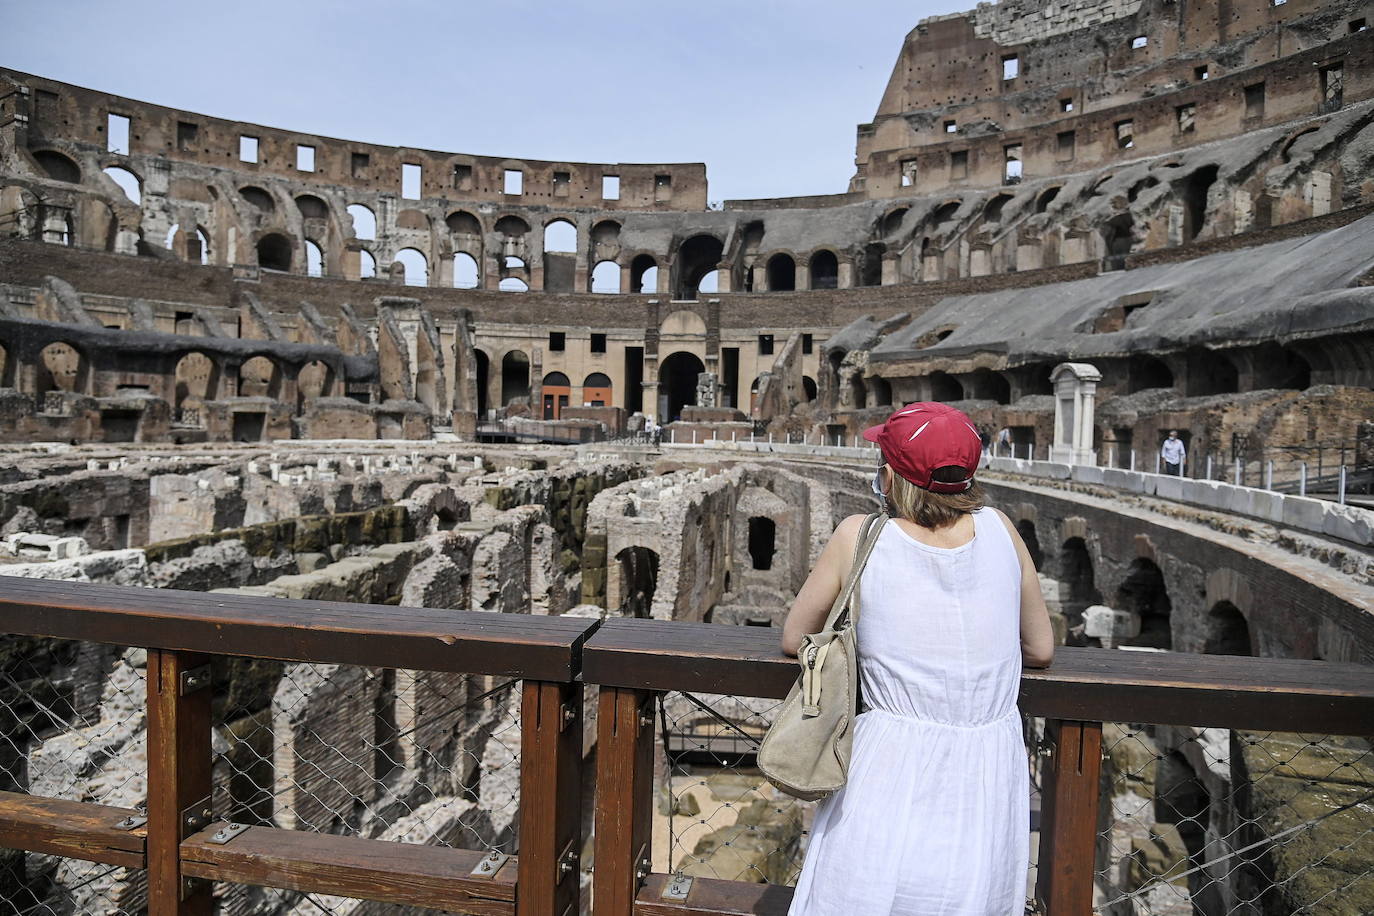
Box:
[992,509,1055,668]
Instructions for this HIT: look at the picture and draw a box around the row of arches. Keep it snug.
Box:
[1019,521,1252,656]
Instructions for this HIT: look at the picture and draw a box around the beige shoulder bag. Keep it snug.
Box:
[758,512,888,801]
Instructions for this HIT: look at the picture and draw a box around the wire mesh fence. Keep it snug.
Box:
[1,637,146,915]
[655,692,1374,916]
[1,638,526,915]
[1087,722,1374,916]
[212,659,523,915]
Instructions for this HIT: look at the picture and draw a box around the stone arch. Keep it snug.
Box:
[983,193,1014,224]
[33,150,81,183]
[1057,535,1102,645]
[543,218,577,253]
[802,376,818,402]
[446,210,481,236]
[592,219,622,247]
[173,351,219,415]
[495,215,530,238]
[766,253,795,291]
[297,359,334,409]
[395,248,428,287]
[1114,557,1172,649]
[256,233,293,271]
[1175,164,1219,241]
[1203,601,1251,656]
[674,234,724,300]
[359,249,377,279]
[295,194,328,220]
[453,252,479,288]
[809,250,838,289]
[101,166,141,206]
[930,200,961,224]
[658,350,705,422]
[1035,186,1061,213]
[38,341,87,397]
[304,239,324,277]
[346,203,376,240]
[591,260,621,293]
[239,186,276,213]
[881,207,909,237]
[630,254,659,294]
[501,350,530,406]
[239,355,282,399]
[659,309,708,338]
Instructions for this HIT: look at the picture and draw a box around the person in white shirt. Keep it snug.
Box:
[1161,430,1186,476]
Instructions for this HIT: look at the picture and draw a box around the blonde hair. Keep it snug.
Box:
[882,459,985,529]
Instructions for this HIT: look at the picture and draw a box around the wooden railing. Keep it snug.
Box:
[581,618,1374,916]
[0,579,1371,915]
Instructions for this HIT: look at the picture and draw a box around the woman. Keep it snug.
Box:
[782,402,1055,916]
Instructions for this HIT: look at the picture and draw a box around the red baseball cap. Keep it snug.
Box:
[862,402,983,493]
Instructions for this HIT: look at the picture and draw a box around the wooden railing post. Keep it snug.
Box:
[593,686,656,916]
[146,649,213,916]
[1035,718,1103,916]
[519,679,584,916]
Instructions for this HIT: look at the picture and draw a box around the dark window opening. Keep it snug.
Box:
[810,251,838,289]
[351,152,370,178]
[758,334,774,356]
[748,517,776,571]
[654,174,672,201]
[549,332,565,352]
[944,120,957,133]
[256,234,292,272]
[1350,18,1367,32]
[177,121,198,152]
[1059,98,1074,112]
[553,171,570,196]
[802,334,813,355]
[1244,83,1265,119]
[860,243,885,287]
[624,347,644,413]
[658,351,705,422]
[591,333,607,354]
[453,164,473,190]
[1194,65,1209,81]
[1178,165,1219,241]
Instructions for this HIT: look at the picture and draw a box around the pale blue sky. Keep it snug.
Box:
[6,0,964,202]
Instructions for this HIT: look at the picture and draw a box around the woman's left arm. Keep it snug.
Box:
[780,514,866,656]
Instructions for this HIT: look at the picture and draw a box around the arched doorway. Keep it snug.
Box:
[766,254,795,291]
[658,351,705,423]
[1059,537,1102,646]
[1016,520,1043,571]
[616,546,659,618]
[810,250,838,289]
[173,351,218,422]
[1204,601,1251,655]
[928,371,963,402]
[1115,558,1172,649]
[583,372,613,407]
[501,351,530,406]
[542,371,570,419]
[297,360,333,411]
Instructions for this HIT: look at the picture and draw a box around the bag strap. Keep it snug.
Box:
[823,512,887,632]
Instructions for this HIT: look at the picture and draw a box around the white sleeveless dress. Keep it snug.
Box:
[788,509,1029,916]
